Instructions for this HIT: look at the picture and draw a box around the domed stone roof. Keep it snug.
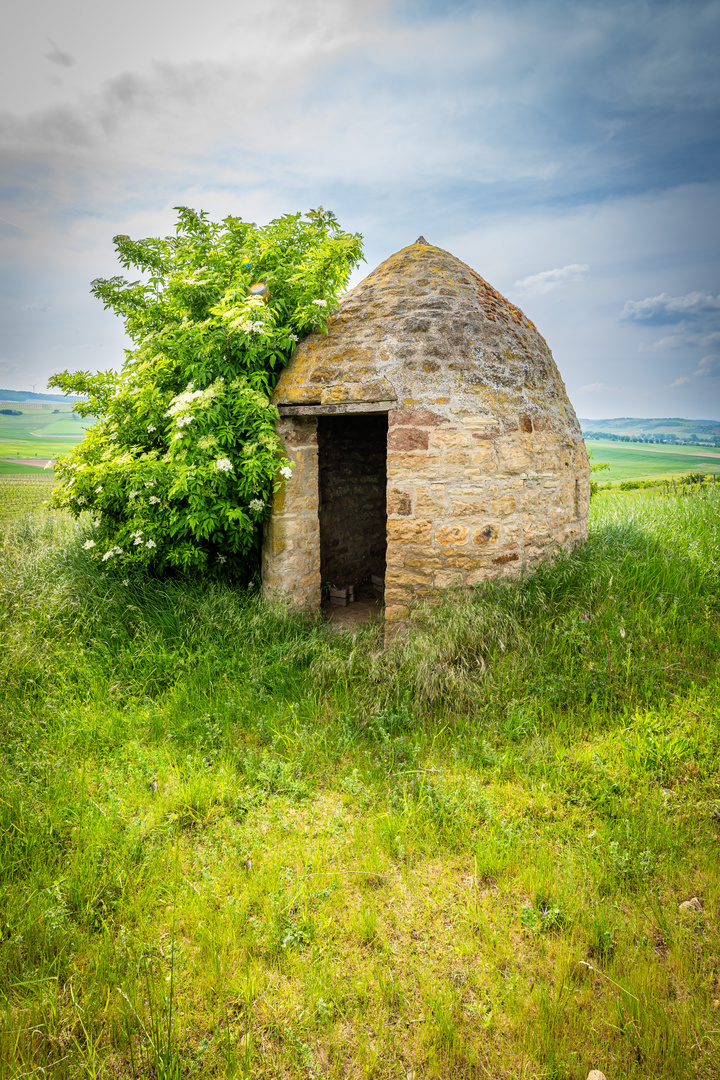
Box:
[272,239,582,446]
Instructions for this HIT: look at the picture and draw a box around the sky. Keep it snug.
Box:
[1,0,719,420]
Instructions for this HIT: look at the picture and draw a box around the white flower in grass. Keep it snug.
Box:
[83,539,96,549]
[172,433,182,442]
[93,517,101,527]
[312,299,327,308]
[146,539,157,549]
[249,498,265,513]
[148,495,160,505]
[95,486,102,494]
[289,332,298,342]
[176,413,194,427]
[113,546,122,555]
[279,465,292,480]
[102,550,114,561]
[144,481,154,488]
[147,424,156,433]
[131,529,143,539]
[76,495,86,505]
[129,490,139,499]
[133,537,143,545]
[216,457,233,472]
[122,579,129,587]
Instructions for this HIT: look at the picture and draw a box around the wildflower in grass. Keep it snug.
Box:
[133,536,143,545]
[122,578,129,586]
[249,498,265,513]
[83,539,96,549]
[289,332,298,342]
[93,517,101,526]
[95,486,102,493]
[128,490,139,499]
[216,457,233,472]
[312,299,327,307]
[279,465,292,480]
[144,481,154,487]
[102,549,114,561]
[176,414,194,427]
[76,495,86,505]
[146,539,157,549]
[147,423,156,432]
[149,495,160,505]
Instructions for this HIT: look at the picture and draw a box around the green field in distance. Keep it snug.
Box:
[0,405,93,473]
[586,439,720,482]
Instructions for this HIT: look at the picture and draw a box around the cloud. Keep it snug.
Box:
[668,375,691,387]
[577,382,618,394]
[622,290,720,323]
[512,264,589,296]
[44,40,75,69]
[695,354,720,377]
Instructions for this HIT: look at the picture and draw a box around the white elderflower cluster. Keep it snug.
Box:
[145,539,157,549]
[147,424,156,433]
[215,458,233,472]
[312,299,327,307]
[217,554,227,564]
[95,486,102,494]
[248,498,265,513]
[131,530,143,545]
[279,465,293,480]
[83,539,96,549]
[102,546,123,562]
[148,495,160,505]
[288,332,298,342]
[176,414,194,427]
[76,495,86,505]
[128,490,140,500]
[144,481,154,488]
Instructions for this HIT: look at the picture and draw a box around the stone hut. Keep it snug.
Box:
[262,238,590,625]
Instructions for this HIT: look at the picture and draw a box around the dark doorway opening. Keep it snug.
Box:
[318,413,387,605]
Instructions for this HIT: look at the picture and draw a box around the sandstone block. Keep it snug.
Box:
[415,491,445,515]
[387,518,433,542]
[387,488,412,515]
[389,409,444,427]
[405,556,443,569]
[444,451,473,465]
[473,523,499,545]
[497,444,533,472]
[385,604,410,622]
[431,429,472,448]
[387,427,430,451]
[435,524,470,545]
[492,494,517,516]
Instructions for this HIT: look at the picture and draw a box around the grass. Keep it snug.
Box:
[585,439,720,483]
[0,484,719,1078]
[0,473,57,521]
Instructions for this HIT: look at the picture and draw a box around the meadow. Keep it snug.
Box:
[0,405,92,473]
[1,484,719,1079]
[584,439,720,484]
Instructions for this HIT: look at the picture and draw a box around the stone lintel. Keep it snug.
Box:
[277,400,396,417]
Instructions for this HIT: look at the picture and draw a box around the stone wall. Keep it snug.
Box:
[261,416,321,608]
[384,408,589,622]
[318,414,387,589]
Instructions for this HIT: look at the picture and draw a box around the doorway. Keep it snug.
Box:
[317,413,387,608]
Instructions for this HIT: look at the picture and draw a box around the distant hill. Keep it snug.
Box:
[579,417,720,439]
[0,388,84,404]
